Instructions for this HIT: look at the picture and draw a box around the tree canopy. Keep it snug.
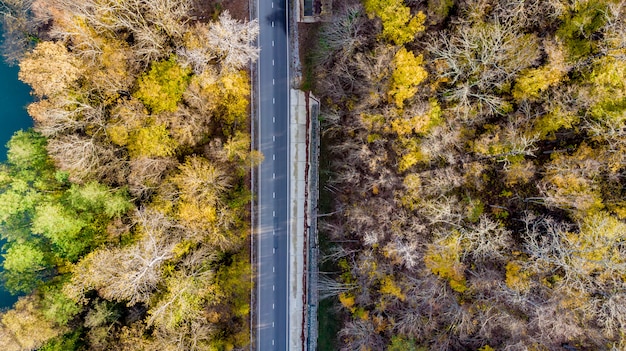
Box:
[0,1,259,350]
[314,0,626,349]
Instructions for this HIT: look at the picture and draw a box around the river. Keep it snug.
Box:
[0,38,34,308]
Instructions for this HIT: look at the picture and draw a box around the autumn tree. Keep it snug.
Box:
[18,41,83,98]
[0,295,66,351]
[388,47,427,108]
[362,0,425,45]
[1,0,259,349]
[134,56,191,114]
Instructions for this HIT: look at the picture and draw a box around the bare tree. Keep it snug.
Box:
[318,274,357,300]
[176,23,217,75]
[69,209,179,305]
[315,5,368,67]
[46,134,127,184]
[428,18,541,120]
[339,319,384,351]
[207,11,259,70]
[460,215,513,262]
[128,156,177,199]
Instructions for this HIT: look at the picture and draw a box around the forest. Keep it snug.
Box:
[0,0,259,349]
[312,0,626,349]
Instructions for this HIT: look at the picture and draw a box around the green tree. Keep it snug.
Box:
[6,130,50,172]
[31,203,89,261]
[2,243,50,293]
[66,182,132,218]
[38,281,82,326]
[556,1,607,60]
[38,330,82,351]
[388,336,420,351]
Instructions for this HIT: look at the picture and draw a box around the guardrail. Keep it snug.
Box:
[306,96,320,351]
[249,0,259,349]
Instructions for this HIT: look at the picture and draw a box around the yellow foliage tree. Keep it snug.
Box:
[134,56,191,114]
[395,137,428,172]
[171,156,238,248]
[127,123,178,158]
[363,0,426,45]
[390,99,442,135]
[513,65,565,101]
[566,212,626,280]
[542,143,605,216]
[513,40,568,101]
[505,261,531,292]
[399,173,421,210]
[424,232,467,293]
[214,70,251,131]
[388,47,428,108]
[379,275,405,301]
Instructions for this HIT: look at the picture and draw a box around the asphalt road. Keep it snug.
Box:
[256,0,289,350]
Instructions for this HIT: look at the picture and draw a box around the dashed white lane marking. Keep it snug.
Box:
[272,78,275,85]
[273,266,275,273]
[272,154,275,160]
[272,40,274,47]
[273,192,275,198]
[272,21,274,27]
[273,210,275,217]
[273,247,276,254]
[271,2,274,8]
[273,135,275,141]
[272,322,275,327]
[272,97,275,104]
[272,340,275,346]
[272,59,274,66]
[273,285,275,291]
[273,172,275,179]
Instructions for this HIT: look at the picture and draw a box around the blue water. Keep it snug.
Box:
[0,38,34,308]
